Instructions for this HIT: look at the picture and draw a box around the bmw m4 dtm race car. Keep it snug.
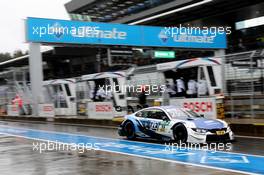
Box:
[118,106,234,143]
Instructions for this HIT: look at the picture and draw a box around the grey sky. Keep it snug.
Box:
[0,0,70,54]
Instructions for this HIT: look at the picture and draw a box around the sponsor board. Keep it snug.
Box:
[38,104,55,117]
[87,102,114,119]
[26,17,226,49]
[170,98,217,119]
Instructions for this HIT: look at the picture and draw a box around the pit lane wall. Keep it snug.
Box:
[7,103,55,117]
[79,97,224,120]
[86,102,115,119]
[1,98,264,137]
[5,98,223,120]
[78,101,126,119]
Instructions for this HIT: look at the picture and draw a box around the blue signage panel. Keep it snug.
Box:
[0,125,263,174]
[26,17,226,49]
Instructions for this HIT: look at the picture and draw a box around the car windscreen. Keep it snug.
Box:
[183,110,201,118]
[166,108,201,119]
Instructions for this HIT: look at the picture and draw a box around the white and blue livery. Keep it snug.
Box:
[118,106,234,143]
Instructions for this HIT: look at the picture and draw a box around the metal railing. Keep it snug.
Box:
[223,49,264,118]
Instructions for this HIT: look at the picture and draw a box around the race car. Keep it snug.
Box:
[118,106,234,143]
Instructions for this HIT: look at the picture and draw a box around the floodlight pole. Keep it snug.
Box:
[29,43,44,116]
[107,48,112,66]
[214,49,226,93]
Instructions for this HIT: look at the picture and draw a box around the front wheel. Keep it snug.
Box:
[123,121,136,140]
[173,124,188,143]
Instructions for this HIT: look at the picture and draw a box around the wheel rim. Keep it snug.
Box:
[174,126,186,142]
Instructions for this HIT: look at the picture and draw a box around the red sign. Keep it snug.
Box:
[43,106,53,112]
[170,98,217,119]
[183,102,213,112]
[96,105,112,112]
[38,104,55,117]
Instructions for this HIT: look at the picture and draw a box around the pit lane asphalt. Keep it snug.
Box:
[0,120,263,175]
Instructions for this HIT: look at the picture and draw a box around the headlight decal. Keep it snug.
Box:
[192,128,208,133]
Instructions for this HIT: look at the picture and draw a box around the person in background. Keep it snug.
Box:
[95,87,106,101]
[165,80,176,97]
[89,89,95,100]
[53,90,66,108]
[105,84,113,101]
[197,79,208,96]
[105,91,113,101]
[187,79,197,98]
[138,85,148,108]
[175,77,186,97]
[12,95,23,114]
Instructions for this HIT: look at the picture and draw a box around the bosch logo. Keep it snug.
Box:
[43,106,53,112]
[96,105,112,112]
[183,102,213,112]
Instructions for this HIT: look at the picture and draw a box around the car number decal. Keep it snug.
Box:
[141,120,160,131]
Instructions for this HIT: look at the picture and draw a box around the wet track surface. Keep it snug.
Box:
[0,120,264,175]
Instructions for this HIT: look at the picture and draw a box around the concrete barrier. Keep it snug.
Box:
[1,115,264,137]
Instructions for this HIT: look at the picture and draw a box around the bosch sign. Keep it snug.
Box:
[183,102,213,113]
[87,102,114,119]
[170,98,217,119]
[95,104,112,112]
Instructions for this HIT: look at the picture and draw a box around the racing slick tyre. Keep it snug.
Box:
[123,121,136,140]
[172,124,188,143]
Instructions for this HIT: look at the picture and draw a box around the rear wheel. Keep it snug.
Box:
[124,121,136,140]
[173,124,188,143]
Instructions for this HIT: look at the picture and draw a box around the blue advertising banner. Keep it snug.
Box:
[26,17,227,49]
